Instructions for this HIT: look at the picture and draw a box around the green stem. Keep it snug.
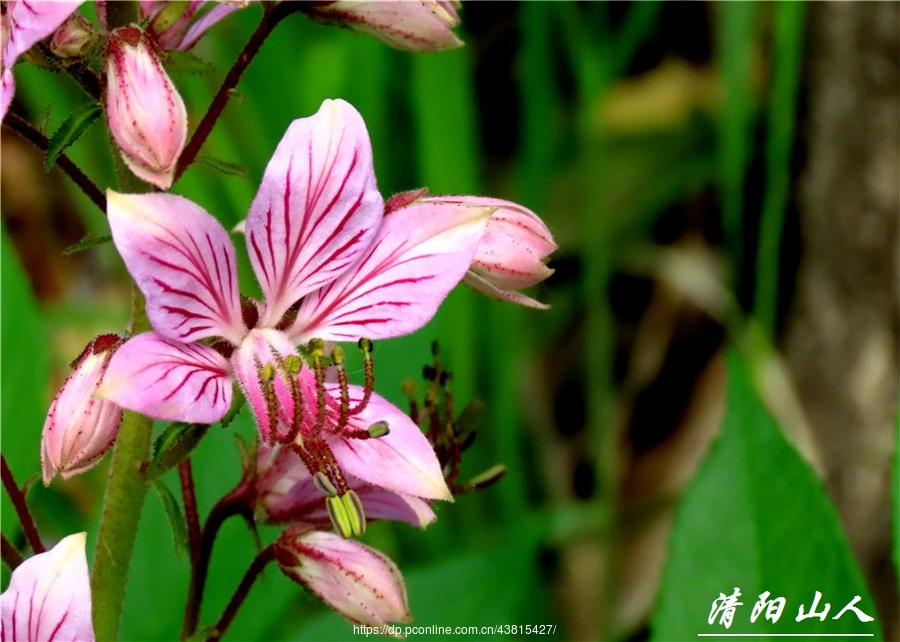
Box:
[90,268,152,640]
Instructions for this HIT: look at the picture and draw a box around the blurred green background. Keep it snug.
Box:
[2,2,897,641]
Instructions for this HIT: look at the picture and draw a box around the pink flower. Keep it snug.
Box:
[255,443,436,530]
[105,26,188,189]
[97,1,247,52]
[302,1,463,52]
[418,196,556,309]
[41,334,123,484]
[1,1,84,120]
[98,99,487,529]
[0,533,95,642]
[275,526,410,627]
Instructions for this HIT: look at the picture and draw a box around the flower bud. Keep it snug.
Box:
[303,1,463,53]
[275,526,411,626]
[49,12,95,59]
[41,334,123,484]
[105,27,187,189]
[421,196,556,308]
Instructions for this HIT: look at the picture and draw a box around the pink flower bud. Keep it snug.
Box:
[105,27,187,189]
[303,1,463,52]
[275,526,411,627]
[420,196,556,309]
[41,334,123,484]
[49,12,95,59]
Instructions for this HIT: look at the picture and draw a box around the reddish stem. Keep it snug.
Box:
[1,533,25,570]
[1,455,45,554]
[179,459,201,563]
[3,113,107,214]
[174,1,302,182]
[209,545,277,642]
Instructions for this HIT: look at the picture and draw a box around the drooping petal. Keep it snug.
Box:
[176,1,247,51]
[245,99,383,327]
[291,200,491,343]
[257,446,436,527]
[276,527,410,627]
[107,191,246,344]
[463,271,549,310]
[232,329,310,444]
[0,532,95,642]
[97,332,233,423]
[328,386,452,501]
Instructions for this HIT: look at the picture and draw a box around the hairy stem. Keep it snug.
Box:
[179,458,201,563]
[1,455,44,554]
[2,113,107,214]
[174,1,301,182]
[90,284,152,640]
[209,545,276,642]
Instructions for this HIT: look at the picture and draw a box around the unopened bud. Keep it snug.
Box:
[105,27,187,189]
[49,13,96,59]
[276,527,411,626]
[302,1,464,53]
[420,196,556,309]
[42,334,124,484]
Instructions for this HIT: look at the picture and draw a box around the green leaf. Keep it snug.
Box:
[44,101,101,174]
[148,422,209,479]
[62,233,111,256]
[150,480,189,562]
[652,350,883,640]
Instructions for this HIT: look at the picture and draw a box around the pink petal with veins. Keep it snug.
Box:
[292,200,490,343]
[3,1,83,62]
[107,191,246,345]
[232,329,311,444]
[327,386,452,501]
[97,332,233,423]
[0,532,95,642]
[245,99,383,327]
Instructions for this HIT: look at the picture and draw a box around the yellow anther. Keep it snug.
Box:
[326,495,353,539]
[261,363,275,381]
[312,471,338,497]
[331,346,345,366]
[367,421,390,438]
[283,354,302,374]
[341,490,366,537]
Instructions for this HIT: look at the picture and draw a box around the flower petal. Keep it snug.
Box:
[97,332,233,423]
[245,99,383,327]
[232,329,307,444]
[258,445,436,528]
[4,1,84,63]
[328,386,452,501]
[0,532,95,642]
[1,69,14,121]
[107,191,246,344]
[292,200,491,342]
